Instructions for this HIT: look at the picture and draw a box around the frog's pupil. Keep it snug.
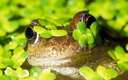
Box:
[86,15,96,28]
[25,27,35,39]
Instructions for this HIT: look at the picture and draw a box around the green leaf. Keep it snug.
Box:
[79,66,102,80]
[90,21,100,36]
[4,42,17,51]
[30,66,42,76]
[13,59,25,68]
[108,50,118,60]
[38,19,47,26]
[105,68,118,79]
[11,47,24,61]
[4,67,15,76]
[2,51,12,58]
[117,61,128,71]
[0,45,3,55]
[0,70,3,76]
[3,20,19,33]
[96,66,106,78]
[72,30,82,41]
[16,67,29,78]
[39,69,56,80]
[0,29,6,37]
[33,26,46,34]
[0,75,11,80]
[88,44,95,48]
[0,63,7,69]
[19,50,29,60]
[79,35,87,46]
[0,57,7,68]
[114,46,125,60]
[45,24,57,30]
[40,31,52,38]
[77,22,87,34]
[18,76,36,80]
[51,30,68,36]
[87,33,94,44]
[97,66,118,80]
[3,58,14,67]
[115,46,125,54]
[126,44,128,51]
[79,66,94,78]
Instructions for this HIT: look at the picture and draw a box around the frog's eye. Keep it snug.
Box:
[25,27,35,40]
[81,12,96,28]
[25,27,40,44]
[86,15,96,27]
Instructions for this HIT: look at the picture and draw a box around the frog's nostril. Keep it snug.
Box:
[25,27,35,40]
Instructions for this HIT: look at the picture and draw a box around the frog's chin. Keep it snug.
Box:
[27,55,72,67]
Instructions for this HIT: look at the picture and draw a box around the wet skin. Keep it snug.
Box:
[25,11,121,80]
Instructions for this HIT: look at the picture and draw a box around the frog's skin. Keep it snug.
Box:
[25,11,119,80]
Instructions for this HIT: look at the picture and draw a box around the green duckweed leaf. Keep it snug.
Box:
[4,42,17,51]
[115,45,125,54]
[96,66,106,77]
[126,44,128,51]
[39,69,56,80]
[18,76,36,80]
[88,44,95,48]
[0,57,7,68]
[13,59,25,68]
[30,66,42,77]
[11,47,29,68]
[0,70,3,76]
[0,45,3,55]
[114,46,125,60]
[33,26,46,34]
[105,68,118,79]
[16,67,29,78]
[108,50,118,60]
[3,58,14,67]
[79,35,87,46]
[90,21,100,36]
[79,66,94,78]
[11,47,24,61]
[87,33,94,44]
[0,75,11,80]
[117,61,128,71]
[97,66,118,80]
[51,30,68,36]
[45,24,57,30]
[79,66,102,80]
[40,31,52,38]
[2,51,12,58]
[3,20,19,33]
[72,30,82,41]
[38,19,47,26]
[19,50,29,60]
[77,22,87,34]
[5,67,15,76]
[0,29,6,37]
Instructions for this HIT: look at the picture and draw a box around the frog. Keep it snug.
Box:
[25,11,121,80]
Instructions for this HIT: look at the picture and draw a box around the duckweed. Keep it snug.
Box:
[0,0,128,80]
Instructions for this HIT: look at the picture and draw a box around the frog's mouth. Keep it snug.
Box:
[27,50,89,67]
[27,55,72,67]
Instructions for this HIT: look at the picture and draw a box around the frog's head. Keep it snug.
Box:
[25,11,98,68]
